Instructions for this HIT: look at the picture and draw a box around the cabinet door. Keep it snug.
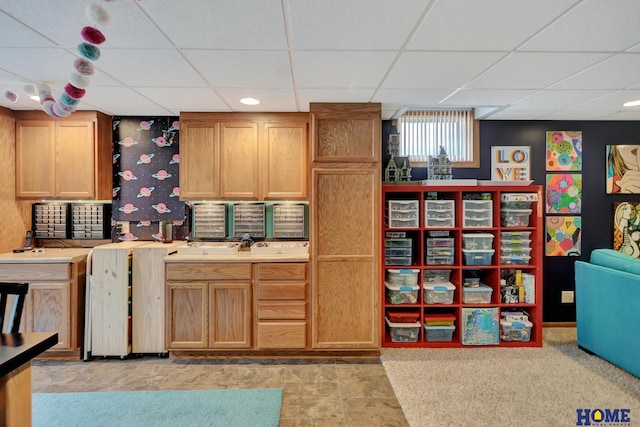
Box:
[180,121,219,199]
[260,121,308,199]
[16,120,55,198]
[209,282,252,348]
[55,121,95,198]
[166,282,208,349]
[220,121,259,199]
[25,282,71,350]
[311,168,380,349]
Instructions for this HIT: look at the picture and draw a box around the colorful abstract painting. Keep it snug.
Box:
[546,131,582,171]
[606,145,640,193]
[545,173,582,214]
[461,307,499,346]
[545,216,581,256]
[613,201,640,258]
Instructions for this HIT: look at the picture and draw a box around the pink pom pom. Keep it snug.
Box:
[65,83,86,100]
[81,26,106,45]
[4,91,18,103]
[74,58,95,76]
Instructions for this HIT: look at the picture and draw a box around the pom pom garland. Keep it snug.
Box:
[69,72,90,89]
[23,85,36,96]
[81,26,106,45]
[74,58,95,76]
[86,4,109,25]
[60,93,80,107]
[4,91,18,103]
[64,83,87,100]
[77,42,101,61]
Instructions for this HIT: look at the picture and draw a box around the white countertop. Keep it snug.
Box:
[165,251,309,263]
[0,248,91,264]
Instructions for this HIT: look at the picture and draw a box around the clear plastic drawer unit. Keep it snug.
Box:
[462,200,493,228]
[192,202,227,239]
[232,203,265,238]
[272,203,306,238]
[424,200,455,228]
[386,200,419,228]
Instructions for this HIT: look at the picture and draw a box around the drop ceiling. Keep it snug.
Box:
[1,0,640,120]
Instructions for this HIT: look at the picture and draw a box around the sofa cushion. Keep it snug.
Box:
[590,248,640,276]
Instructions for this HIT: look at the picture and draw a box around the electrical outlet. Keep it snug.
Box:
[561,290,574,304]
[116,221,129,234]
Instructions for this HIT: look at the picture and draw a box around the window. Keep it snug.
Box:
[398,109,479,167]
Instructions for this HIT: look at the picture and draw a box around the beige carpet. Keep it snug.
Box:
[381,328,640,427]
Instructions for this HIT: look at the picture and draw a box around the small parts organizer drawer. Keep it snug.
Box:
[424,200,454,228]
[387,200,419,228]
[462,200,492,228]
[385,238,412,266]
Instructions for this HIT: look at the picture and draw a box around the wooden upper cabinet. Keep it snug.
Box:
[220,121,259,199]
[180,121,220,199]
[15,111,112,200]
[261,120,308,199]
[179,112,309,201]
[310,103,381,163]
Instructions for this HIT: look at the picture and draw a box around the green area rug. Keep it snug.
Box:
[33,388,283,427]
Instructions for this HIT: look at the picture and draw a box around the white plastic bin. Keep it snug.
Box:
[385,282,419,304]
[424,325,455,342]
[424,282,455,304]
[462,233,494,250]
[462,284,493,304]
[385,269,420,286]
[500,319,533,342]
[462,249,495,266]
[386,317,421,342]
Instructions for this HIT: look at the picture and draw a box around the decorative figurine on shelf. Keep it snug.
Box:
[427,146,453,180]
[384,121,412,182]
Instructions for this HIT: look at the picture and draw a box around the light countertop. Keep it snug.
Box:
[165,251,309,263]
[0,248,91,264]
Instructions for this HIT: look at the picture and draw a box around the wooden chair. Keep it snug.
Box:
[0,283,29,333]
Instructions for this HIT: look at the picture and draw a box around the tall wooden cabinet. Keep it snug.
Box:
[310,103,381,349]
[179,112,308,201]
[15,111,112,200]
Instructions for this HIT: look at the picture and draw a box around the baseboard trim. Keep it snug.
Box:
[543,322,576,327]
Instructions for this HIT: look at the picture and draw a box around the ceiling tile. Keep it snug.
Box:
[183,50,292,88]
[383,51,506,89]
[286,0,427,50]
[216,88,298,111]
[294,51,396,88]
[540,110,614,120]
[601,110,640,120]
[485,109,551,120]
[139,0,287,49]
[408,0,577,50]
[0,47,78,86]
[80,86,173,116]
[296,88,376,107]
[520,0,640,51]
[135,87,230,112]
[467,52,611,89]
[372,88,454,105]
[565,90,640,111]
[549,53,640,90]
[0,12,55,47]
[510,90,616,110]
[97,49,207,87]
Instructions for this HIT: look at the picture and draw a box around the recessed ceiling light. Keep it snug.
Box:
[240,97,260,105]
[623,99,640,107]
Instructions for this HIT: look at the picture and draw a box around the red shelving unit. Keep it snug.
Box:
[382,184,543,348]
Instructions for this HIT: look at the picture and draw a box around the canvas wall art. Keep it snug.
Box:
[545,173,582,214]
[613,201,640,258]
[606,145,640,194]
[546,131,582,171]
[490,146,531,181]
[545,216,581,256]
[461,307,499,346]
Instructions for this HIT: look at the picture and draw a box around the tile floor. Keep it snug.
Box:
[32,356,409,427]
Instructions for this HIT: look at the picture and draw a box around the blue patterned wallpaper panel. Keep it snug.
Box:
[112,116,188,241]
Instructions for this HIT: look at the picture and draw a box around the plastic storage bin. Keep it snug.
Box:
[501,231,532,240]
[426,254,455,265]
[385,256,412,266]
[424,313,455,326]
[500,209,532,227]
[500,247,532,257]
[462,284,493,304]
[386,310,421,323]
[427,237,454,247]
[424,200,455,228]
[500,319,533,342]
[386,318,421,342]
[424,282,455,304]
[387,200,419,228]
[385,238,412,248]
[385,282,419,304]
[500,255,532,265]
[462,249,495,266]
[500,238,532,248]
[462,233,494,250]
[423,269,452,283]
[463,200,493,228]
[424,325,455,342]
[385,247,412,257]
[463,277,480,287]
[386,268,420,286]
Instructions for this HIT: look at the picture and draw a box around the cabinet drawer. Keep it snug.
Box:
[166,263,251,281]
[257,282,307,300]
[0,263,70,281]
[258,301,306,320]
[257,263,307,280]
[257,321,306,349]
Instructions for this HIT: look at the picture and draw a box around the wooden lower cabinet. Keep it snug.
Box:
[26,282,71,350]
[165,261,309,352]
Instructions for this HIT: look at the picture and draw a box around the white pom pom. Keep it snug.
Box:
[4,91,18,103]
[86,4,110,26]
[23,84,36,96]
[69,72,90,89]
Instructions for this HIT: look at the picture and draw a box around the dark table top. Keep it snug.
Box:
[0,332,58,377]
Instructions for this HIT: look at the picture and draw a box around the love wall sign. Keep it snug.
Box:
[490,146,531,181]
